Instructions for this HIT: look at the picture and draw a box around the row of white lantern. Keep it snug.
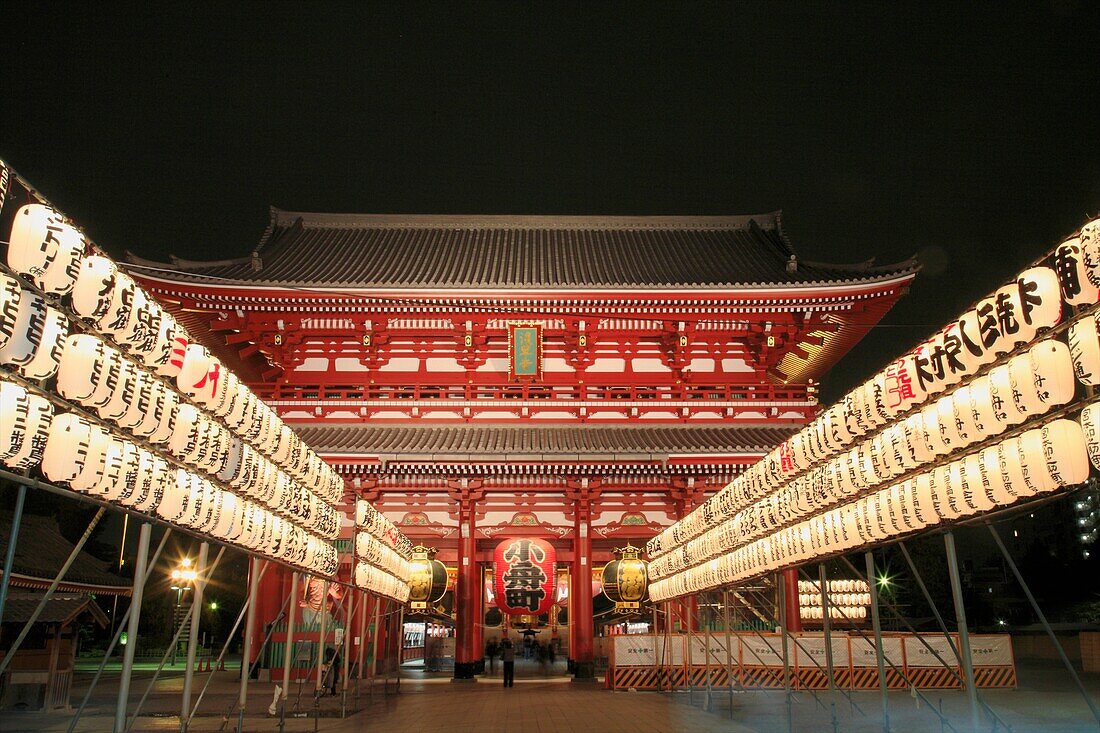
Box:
[0,274,69,379]
[801,606,868,621]
[796,579,870,594]
[798,593,872,608]
[355,500,413,560]
[354,561,411,603]
[4,208,344,505]
[649,416,1091,602]
[51,334,337,536]
[647,335,1079,582]
[0,377,339,574]
[0,376,334,572]
[647,238,1093,562]
[355,531,412,581]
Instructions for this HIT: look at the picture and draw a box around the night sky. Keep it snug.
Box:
[3,2,1100,401]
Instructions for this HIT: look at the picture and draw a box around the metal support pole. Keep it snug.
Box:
[67,529,170,733]
[0,506,106,675]
[114,522,152,733]
[0,484,27,629]
[341,584,354,716]
[723,589,734,719]
[652,603,661,692]
[944,531,981,732]
[237,557,264,733]
[776,573,793,733]
[180,542,210,733]
[279,571,300,732]
[396,605,404,693]
[356,590,367,704]
[989,524,1100,727]
[865,551,891,733]
[371,597,382,699]
[316,580,329,694]
[819,564,837,695]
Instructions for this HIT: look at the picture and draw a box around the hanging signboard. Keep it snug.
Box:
[507,322,542,381]
[492,537,556,616]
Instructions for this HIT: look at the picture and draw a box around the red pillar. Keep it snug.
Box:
[783,568,803,632]
[247,564,286,672]
[473,564,485,673]
[454,495,479,680]
[572,504,595,680]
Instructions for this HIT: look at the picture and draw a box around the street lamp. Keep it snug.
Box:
[170,557,198,665]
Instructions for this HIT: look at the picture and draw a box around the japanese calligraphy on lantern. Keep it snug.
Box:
[493,537,556,616]
[508,322,542,380]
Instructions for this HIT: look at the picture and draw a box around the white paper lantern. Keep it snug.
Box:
[7,204,84,294]
[71,256,117,320]
[962,452,997,513]
[1015,267,1063,343]
[1068,315,1100,387]
[87,349,123,410]
[1016,429,1055,496]
[1,380,53,470]
[1079,218,1100,291]
[41,412,94,483]
[0,273,22,352]
[1007,353,1044,419]
[19,306,67,380]
[1040,419,1090,489]
[1080,402,1100,471]
[0,288,47,367]
[995,438,1028,503]
[989,364,1027,427]
[100,357,137,421]
[69,425,112,493]
[1055,236,1098,304]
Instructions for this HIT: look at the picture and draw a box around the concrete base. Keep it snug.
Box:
[572,661,596,680]
[453,661,480,680]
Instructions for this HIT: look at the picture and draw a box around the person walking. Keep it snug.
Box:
[501,637,515,688]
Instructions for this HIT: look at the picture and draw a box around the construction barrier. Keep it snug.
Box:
[607,632,1016,691]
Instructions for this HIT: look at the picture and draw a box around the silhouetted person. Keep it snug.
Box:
[501,637,515,688]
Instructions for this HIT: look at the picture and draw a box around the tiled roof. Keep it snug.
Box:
[0,512,132,592]
[292,424,794,459]
[127,209,918,290]
[3,593,108,626]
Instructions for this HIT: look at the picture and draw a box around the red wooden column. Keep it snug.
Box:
[473,564,485,674]
[451,481,483,680]
[783,567,803,632]
[571,497,595,680]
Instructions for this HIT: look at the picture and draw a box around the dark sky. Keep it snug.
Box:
[3,2,1099,401]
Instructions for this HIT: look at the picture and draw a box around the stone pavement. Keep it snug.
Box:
[3,658,1099,732]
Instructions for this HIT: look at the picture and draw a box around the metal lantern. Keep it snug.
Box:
[601,544,649,611]
[407,545,448,610]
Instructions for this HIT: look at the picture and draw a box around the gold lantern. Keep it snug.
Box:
[407,546,448,611]
[601,544,649,611]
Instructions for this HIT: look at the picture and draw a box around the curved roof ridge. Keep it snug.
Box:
[269,208,783,231]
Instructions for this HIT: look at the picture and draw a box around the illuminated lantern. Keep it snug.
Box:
[71,256,117,320]
[41,412,94,483]
[87,348,123,410]
[405,545,448,610]
[57,335,106,402]
[935,394,964,450]
[0,380,53,470]
[994,438,1028,503]
[883,353,925,414]
[601,544,649,610]
[954,309,992,372]
[70,425,112,493]
[492,538,556,616]
[1073,220,1100,290]
[1041,419,1090,490]
[962,453,997,513]
[0,288,46,367]
[1058,232,1100,305]
[949,385,979,448]
[921,404,950,456]
[1015,267,1063,343]
[989,365,1026,427]
[0,274,22,351]
[966,375,998,439]
[1069,315,1100,387]
[146,388,179,445]
[1016,429,1055,496]
[1081,402,1100,471]
[994,282,1028,353]
[7,204,84,294]
[1007,353,1043,419]
[19,307,67,380]
[100,357,137,421]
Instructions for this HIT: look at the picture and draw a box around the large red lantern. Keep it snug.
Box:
[492,537,556,616]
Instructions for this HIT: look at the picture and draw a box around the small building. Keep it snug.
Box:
[0,512,131,711]
[0,594,108,711]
